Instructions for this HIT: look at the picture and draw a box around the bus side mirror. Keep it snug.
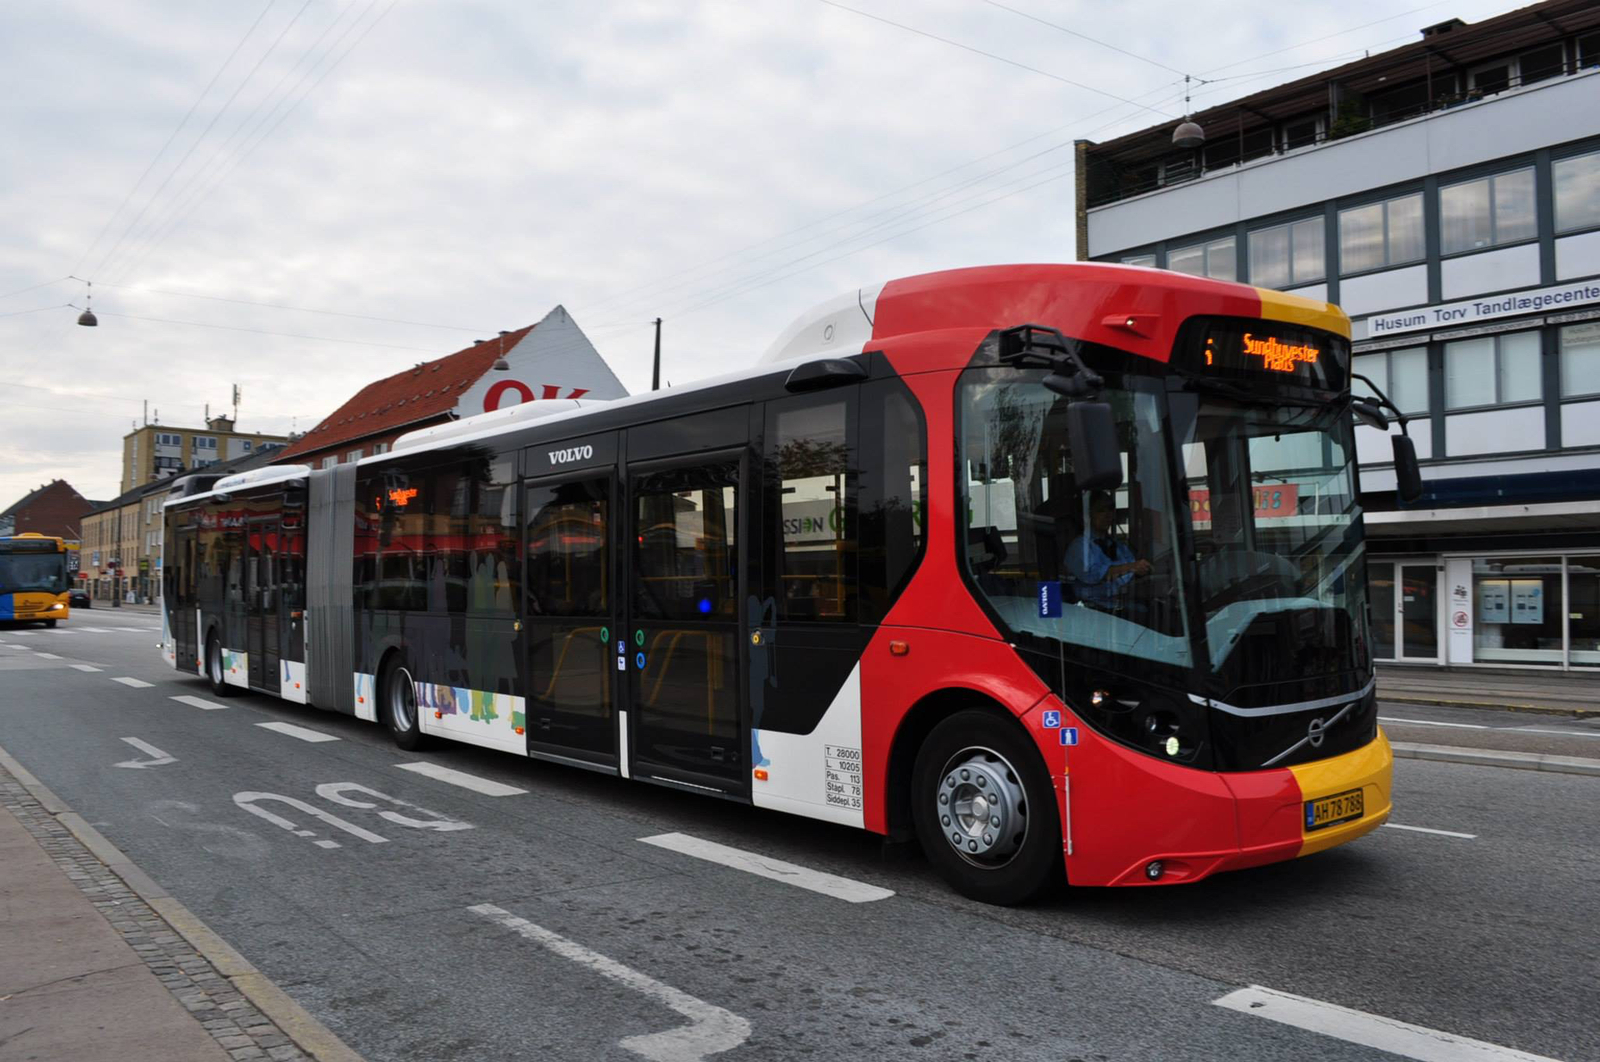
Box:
[1351,399,1389,431]
[1392,435,1423,503]
[1066,401,1123,491]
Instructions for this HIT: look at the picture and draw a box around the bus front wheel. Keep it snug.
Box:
[382,660,427,751]
[43,619,56,628]
[205,633,233,697]
[911,709,1062,905]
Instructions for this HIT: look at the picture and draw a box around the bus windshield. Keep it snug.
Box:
[0,551,67,594]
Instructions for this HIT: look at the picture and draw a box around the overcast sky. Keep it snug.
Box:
[0,0,1526,508]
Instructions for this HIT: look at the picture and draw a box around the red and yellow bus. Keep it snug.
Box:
[164,263,1419,903]
[0,533,71,626]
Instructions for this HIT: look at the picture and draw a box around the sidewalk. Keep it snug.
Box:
[1377,663,1600,716]
[0,749,351,1062]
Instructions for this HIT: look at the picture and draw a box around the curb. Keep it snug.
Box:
[0,742,367,1062]
[1378,693,1598,718]
[1390,740,1600,777]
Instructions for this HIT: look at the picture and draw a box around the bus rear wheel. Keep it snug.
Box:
[383,660,427,751]
[911,710,1062,905]
[205,633,233,696]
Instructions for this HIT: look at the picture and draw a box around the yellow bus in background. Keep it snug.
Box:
[0,533,70,627]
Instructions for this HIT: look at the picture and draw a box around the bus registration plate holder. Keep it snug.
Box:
[1305,788,1363,831]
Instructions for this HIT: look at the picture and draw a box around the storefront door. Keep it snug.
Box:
[1370,561,1440,663]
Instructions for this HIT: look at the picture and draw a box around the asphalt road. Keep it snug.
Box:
[2,612,1597,1062]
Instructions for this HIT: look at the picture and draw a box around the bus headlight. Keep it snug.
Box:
[48,603,64,611]
[1143,710,1199,762]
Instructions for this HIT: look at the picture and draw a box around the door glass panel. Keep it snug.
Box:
[1400,564,1437,659]
[771,399,855,622]
[525,479,612,758]
[632,463,741,781]
[1369,563,1396,660]
[1472,557,1564,665]
[1569,557,1600,667]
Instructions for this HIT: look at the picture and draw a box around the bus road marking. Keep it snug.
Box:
[256,721,339,743]
[638,832,895,903]
[115,737,177,769]
[395,762,526,796]
[1213,984,1560,1061]
[1513,727,1600,739]
[70,664,102,672]
[1379,716,1489,730]
[171,694,228,711]
[469,903,750,1062]
[112,677,154,688]
[1382,823,1477,839]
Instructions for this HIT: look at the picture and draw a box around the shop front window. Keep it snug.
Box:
[1473,557,1563,665]
[1569,557,1600,668]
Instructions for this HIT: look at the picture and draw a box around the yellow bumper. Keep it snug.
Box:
[1289,729,1393,858]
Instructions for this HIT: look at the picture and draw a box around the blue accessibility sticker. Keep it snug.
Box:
[636,652,646,669]
[1042,710,1062,729]
[1058,727,1079,747]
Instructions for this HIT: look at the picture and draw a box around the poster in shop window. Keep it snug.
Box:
[1511,579,1544,625]
[1478,580,1510,624]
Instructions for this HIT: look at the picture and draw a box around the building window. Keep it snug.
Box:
[1582,32,1600,70]
[370,442,390,455]
[1554,150,1600,234]
[1473,557,1563,666]
[321,456,337,470]
[241,440,252,452]
[1444,330,1541,409]
[1355,347,1430,415]
[1248,217,1325,289]
[194,436,217,451]
[1121,254,1156,267]
[345,449,363,463]
[1166,235,1235,281]
[1339,193,1424,274]
[1280,115,1321,151]
[1440,168,1537,254]
[1517,44,1565,86]
[156,432,180,446]
[1561,322,1600,399]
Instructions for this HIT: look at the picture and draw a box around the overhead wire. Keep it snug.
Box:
[91,283,491,333]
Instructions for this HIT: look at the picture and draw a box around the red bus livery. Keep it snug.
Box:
[163,263,1400,904]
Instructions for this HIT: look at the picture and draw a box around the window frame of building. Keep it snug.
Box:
[1553,148,1600,235]
[1581,32,1600,71]
[1560,322,1600,400]
[194,436,218,451]
[1121,253,1156,267]
[370,442,391,455]
[1279,114,1322,152]
[1443,329,1544,411]
[320,456,337,470]
[1165,234,1236,281]
[1439,166,1538,256]
[1247,215,1326,290]
[345,449,363,463]
[1338,191,1425,276]
[1354,346,1430,416]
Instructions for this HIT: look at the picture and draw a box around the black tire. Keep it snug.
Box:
[382,657,427,751]
[205,631,234,696]
[43,619,56,628]
[911,709,1063,905]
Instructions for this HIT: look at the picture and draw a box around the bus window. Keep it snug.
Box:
[860,381,927,622]
[958,369,1190,668]
[633,466,738,621]
[466,456,518,616]
[767,396,856,622]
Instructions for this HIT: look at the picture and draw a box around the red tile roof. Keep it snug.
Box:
[276,325,535,462]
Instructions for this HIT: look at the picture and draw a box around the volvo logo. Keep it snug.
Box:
[1262,701,1356,767]
[1307,716,1329,748]
[548,445,594,465]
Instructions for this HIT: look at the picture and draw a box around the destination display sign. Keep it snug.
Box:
[1174,317,1348,392]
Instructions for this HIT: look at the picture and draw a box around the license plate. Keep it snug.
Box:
[1305,787,1364,831]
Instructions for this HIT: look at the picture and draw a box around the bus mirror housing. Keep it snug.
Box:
[1066,401,1123,491]
[1351,399,1388,431]
[1392,435,1423,503]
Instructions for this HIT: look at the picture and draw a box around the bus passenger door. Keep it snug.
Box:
[625,452,746,795]
[523,472,617,768]
[246,516,277,690]
[172,526,198,672]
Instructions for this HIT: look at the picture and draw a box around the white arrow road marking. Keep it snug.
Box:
[112,677,154,688]
[469,903,749,1062]
[639,832,894,903]
[1213,985,1560,1061]
[114,737,177,769]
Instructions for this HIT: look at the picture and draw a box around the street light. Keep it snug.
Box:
[68,275,97,326]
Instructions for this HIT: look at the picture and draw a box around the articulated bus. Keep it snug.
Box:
[162,263,1415,903]
[1,533,71,626]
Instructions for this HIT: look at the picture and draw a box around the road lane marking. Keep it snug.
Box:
[171,694,228,711]
[470,903,750,1062]
[4,644,31,651]
[115,737,177,769]
[1382,823,1477,839]
[75,626,117,633]
[1513,727,1600,739]
[638,832,895,903]
[112,677,154,688]
[256,721,339,743]
[234,792,388,847]
[70,664,102,672]
[1379,716,1489,729]
[394,762,527,796]
[34,652,62,659]
[1213,984,1559,1061]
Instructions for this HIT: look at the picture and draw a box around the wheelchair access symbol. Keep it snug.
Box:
[1042,710,1062,729]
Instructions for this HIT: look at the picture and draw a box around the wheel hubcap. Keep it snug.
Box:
[390,669,416,730]
[935,747,1027,867]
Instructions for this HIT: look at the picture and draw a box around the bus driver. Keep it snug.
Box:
[1064,490,1151,609]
